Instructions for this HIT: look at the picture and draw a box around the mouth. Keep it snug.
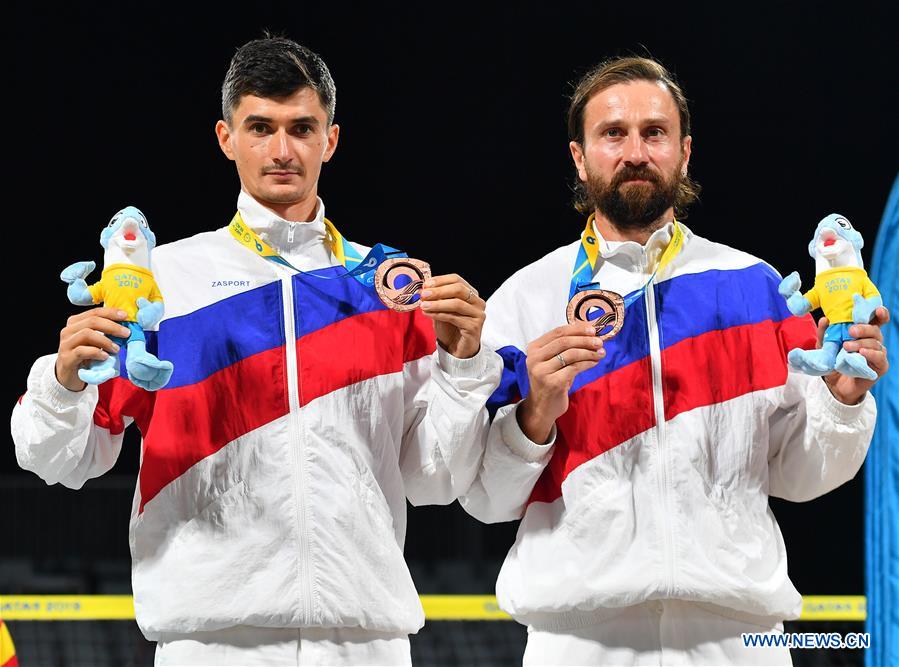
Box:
[119,220,140,246]
[265,170,302,178]
[819,229,839,248]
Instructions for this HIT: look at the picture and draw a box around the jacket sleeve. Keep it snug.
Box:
[768,370,876,502]
[399,318,503,507]
[460,401,555,523]
[11,354,148,489]
[459,276,557,523]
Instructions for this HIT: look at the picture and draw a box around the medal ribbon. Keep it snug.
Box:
[228,211,404,288]
[569,213,685,304]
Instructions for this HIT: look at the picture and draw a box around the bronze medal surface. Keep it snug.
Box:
[566,289,625,340]
[374,257,432,312]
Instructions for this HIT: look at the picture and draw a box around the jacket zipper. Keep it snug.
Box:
[279,268,314,621]
[644,255,676,596]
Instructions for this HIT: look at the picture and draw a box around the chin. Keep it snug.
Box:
[259,188,307,205]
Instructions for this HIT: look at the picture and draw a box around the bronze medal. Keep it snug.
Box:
[566,289,625,340]
[374,257,432,312]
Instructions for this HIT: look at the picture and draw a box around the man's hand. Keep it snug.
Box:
[56,308,131,392]
[419,274,485,360]
[517,323,605,444]
[820,306,890,405]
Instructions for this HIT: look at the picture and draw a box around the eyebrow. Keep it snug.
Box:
[243,115,321,127]
[596,116,673,130]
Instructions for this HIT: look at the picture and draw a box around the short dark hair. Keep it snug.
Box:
[222,37,336,125]
[567,56,700,216]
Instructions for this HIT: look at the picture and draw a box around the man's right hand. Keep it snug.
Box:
[56,308,131,392]
[517,323,605,444]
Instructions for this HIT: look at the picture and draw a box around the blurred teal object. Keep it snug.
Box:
[866,172,899,667]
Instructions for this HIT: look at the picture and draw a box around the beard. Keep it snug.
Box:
[584,161,684,232]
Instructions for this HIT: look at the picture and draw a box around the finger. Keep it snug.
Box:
[423,274,468,290]
[531,323,597,349]
[871,306,891,327]
[842,338,885,353]
[65,316,132,339]
[560,359,602,378]
[849,323,885,343]
[64,329,122,354]
[534,348,604,375]
[534,335,603,362]
[66,307,129,326]
[858,347,889,376]
[69,345,112,363]
[421,284,484,307]
[815,317,829,349]
[419,298,484,317]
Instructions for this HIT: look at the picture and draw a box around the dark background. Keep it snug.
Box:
[6,0,898,620]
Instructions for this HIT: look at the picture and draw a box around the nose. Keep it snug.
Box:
[623,131,649,167]
[270,128,292,163]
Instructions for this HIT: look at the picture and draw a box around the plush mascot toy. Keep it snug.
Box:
[778,213,882,381]
[60,206,174,390]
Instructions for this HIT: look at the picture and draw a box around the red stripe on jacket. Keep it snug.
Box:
[296,308,436,406]
[527,314,815,505]
[529,356,655,504]
[663,314,816,421]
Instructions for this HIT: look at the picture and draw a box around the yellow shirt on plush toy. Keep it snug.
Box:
[802,266,880,323]
[87,263,162,321]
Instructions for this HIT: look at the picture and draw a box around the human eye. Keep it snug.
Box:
[248,122,270,134]
[292,123,314,136]
[645,126,666,139]
[604,127,623,138]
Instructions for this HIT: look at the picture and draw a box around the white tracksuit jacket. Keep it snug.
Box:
[11,192,502,640]
[462,220,876,630]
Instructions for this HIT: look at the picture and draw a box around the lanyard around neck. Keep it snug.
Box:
[569,213,685,304]
[228,211,403,287]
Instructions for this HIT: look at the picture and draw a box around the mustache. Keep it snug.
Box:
[611,165,662,188]
[263,166,305,176]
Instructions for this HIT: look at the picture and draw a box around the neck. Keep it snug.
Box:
[593,207,675,246]
[253,192,319,223]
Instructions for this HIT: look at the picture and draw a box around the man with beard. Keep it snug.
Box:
[461,57,889,665]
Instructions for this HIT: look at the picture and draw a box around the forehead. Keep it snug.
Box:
[232,87,328,123]
[583,80,680,129]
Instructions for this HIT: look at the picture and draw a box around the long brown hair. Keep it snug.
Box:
[568,57,701,216]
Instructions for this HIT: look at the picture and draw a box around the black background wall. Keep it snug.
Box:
[7,0,898,603]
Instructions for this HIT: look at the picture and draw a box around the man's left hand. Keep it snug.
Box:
[419,274,485,360]
[820,306,890,405]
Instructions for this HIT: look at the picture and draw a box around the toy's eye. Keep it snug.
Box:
[836,218,853,230]
[138,218,148,228]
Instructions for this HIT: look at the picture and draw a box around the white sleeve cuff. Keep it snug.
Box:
[812,376,874,426]
[436,343,492,379]
[33,354,98,411]
[499,403,556,463]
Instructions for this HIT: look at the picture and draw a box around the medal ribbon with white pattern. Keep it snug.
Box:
[567,213,685,338]
[228,212,431,310]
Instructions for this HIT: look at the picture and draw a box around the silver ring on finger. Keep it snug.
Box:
[465,286,475,303]
[556,353,567,369]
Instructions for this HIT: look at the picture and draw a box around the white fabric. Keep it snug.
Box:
[523,600,791,666]
[461,221,876,628]
[155,626,411,666]
[11,193,502,640]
